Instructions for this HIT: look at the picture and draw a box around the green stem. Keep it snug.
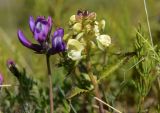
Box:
[46,55,54,113]
[138,96,144,113]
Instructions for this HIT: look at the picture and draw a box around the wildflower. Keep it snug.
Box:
[66,10,111,60]
[48,28,66,55]
[29,16,52,43]
[18,16,66,55]
[96,35,111,50]
[67,39,84,60]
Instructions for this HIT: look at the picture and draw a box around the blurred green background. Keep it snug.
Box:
[0,0,160,88]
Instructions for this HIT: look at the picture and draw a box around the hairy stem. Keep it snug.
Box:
[46,55,54,113]
[86,44,104,113]
[87,61,104,113]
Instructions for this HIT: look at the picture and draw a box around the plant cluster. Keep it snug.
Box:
[0,7,160,113]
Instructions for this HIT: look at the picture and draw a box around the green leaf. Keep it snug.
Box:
[98,57,127,82]
[66,87,90,99]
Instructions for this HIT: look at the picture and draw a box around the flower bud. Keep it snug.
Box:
[99,20,106,30]
[70,15,76,23]
[72,23,82,32]
[94,25,100,36]
[94,21,99,25]
[7,59,20,78]
[87,12,96,20]
[85,24,92,33]
[96,35,111,50]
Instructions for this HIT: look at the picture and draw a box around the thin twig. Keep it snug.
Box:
[143,0,153,47]
[94,97,122,113]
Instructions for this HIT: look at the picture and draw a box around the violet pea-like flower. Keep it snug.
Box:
[48,28,66,54]
[29,16,52,43]
[17,16,66,55]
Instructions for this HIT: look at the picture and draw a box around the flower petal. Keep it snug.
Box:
[68,50,83,60]
[67,39,84,60]
[96,34,111,50]
[52,28,64,49]
[29,16,35,32]
[18,30,32,48]
[33,16,52,43]
[48,28,66,54]
[67,39,84,51]
[17,30,43,52]
[53,28,64,38]
[47,16,52,30]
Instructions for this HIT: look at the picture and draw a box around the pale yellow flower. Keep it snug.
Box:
[96,34,111,50]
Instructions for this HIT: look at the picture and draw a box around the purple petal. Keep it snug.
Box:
[77,10,83,15]
[34,19,50,43]
[17,30,43,53]
[47,16,52,30]
[7,59,15,68]
[52,28,64,48]
[18,30,32,48]
[34,24,48,43]
[29,16,35,32]
[35,16,45,24]
[49,28,66,54]
[53,28,64,38]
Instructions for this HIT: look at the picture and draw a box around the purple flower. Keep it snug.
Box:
[49,28,66,54]
[0,73,3,85]
[18,16,66,55]
[29,16,52,43]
